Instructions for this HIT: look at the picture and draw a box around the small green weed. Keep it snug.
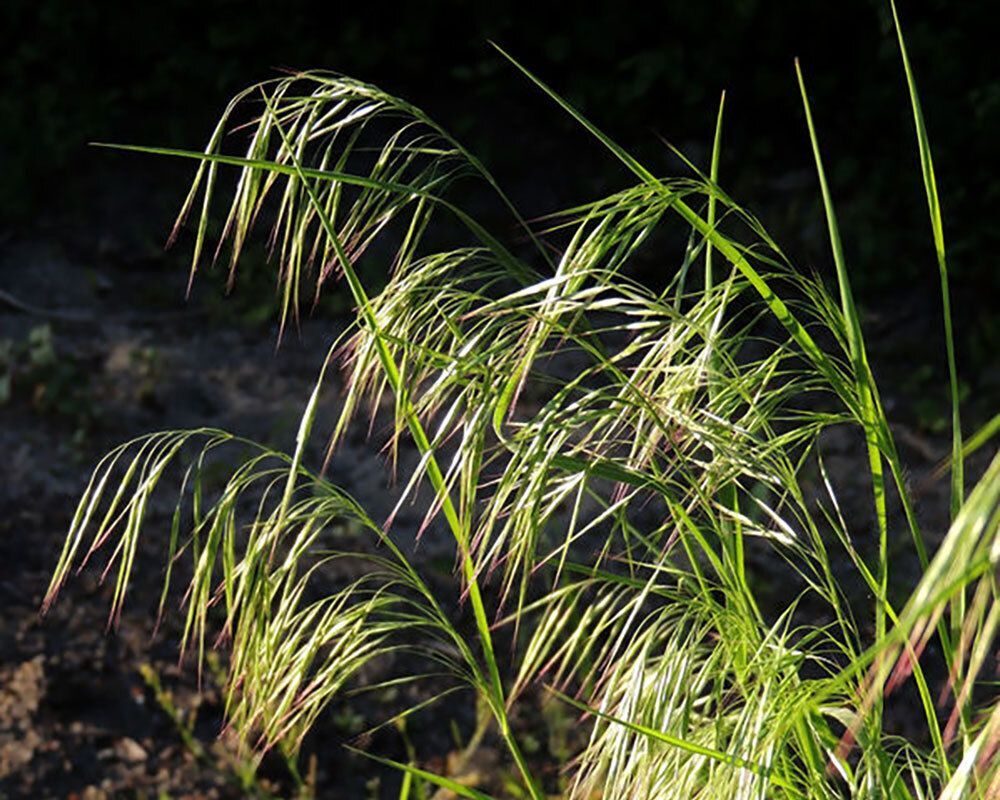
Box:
[1,323,95,445]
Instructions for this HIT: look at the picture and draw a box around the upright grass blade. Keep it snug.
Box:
[701,90,754,623]
[793,69,959,754]
[795,58,892,727]
[705,90,725,294]
[890,3,972,751]
[890,0,963,524]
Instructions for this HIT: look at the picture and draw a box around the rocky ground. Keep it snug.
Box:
[0,183,996,798]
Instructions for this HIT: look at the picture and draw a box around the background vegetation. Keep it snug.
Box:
[3,0,998,299]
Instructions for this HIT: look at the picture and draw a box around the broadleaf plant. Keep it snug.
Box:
[45,6,999,798]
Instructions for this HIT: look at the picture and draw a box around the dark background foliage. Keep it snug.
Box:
[3,1,997,291]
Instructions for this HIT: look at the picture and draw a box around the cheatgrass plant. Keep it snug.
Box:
[45,5,999,798]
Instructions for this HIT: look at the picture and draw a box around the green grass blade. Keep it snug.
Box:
[890,0,963,522]
[488,43,657,185]
[795,55,890,658]
[890,2,968,746]
[705,90,725,293]
[935,411,1000,481]
[91,142,537,286]
[347,748,499,800]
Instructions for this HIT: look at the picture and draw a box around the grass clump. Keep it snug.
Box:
[44,6,999,798]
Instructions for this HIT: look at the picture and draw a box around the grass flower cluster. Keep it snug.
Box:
[45,5,999,797]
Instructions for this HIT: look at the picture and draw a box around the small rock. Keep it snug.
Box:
[114,736,147,763]
[0,656,45,726]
